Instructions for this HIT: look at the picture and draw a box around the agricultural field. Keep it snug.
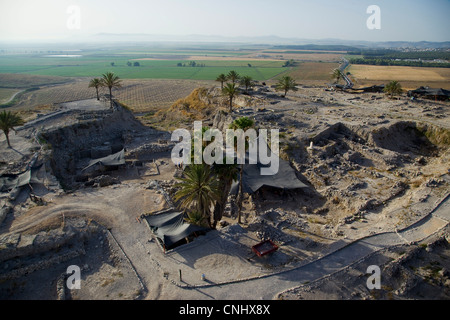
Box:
[0,45,347,111]
[284,62,340,84]
[259,50,343,62]
[6,78,213,113]
[0,49,289,81]
[0,88,20,104]
[348,65,450,90]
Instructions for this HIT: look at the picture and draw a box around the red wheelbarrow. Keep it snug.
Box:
[252,239,278,257]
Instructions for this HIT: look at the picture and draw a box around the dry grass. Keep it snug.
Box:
[284,62,340,81]
[260,51,343,62]
[0,88,21,104]
[349,65,450,90]
[0,73,70,88]
[9,79,213,113]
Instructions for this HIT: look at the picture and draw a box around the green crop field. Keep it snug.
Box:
[0,50,288,81]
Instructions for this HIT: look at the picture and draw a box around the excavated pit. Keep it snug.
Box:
[39,106,145,190]
[289,120,449,229]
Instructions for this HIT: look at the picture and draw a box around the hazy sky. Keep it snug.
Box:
[0,0,449,42]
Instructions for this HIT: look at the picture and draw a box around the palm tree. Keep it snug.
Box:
[228,117,255,224]
[212,162,239,229]
[384,80,403,99]
[184,211,209,228]
[222,83,239,113]
[174,164,221,228]
[215,73,227,90]
[101,72,122,107]
[275,75,298,97]
[227,70,240,84]
[331,68,342,84]
[0,110,24,148]
[88,78,102,100]
[240,75,254,94]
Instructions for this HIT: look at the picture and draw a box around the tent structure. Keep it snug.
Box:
[229,137,308,195]
[350,85,385,93]
[82,149,126,172]
[407,87,450,101]
[0,165,43,192]
[144,210,209,252]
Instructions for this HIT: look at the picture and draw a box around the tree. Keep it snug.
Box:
[127,61,132,67]
[0,110,24,148]
[275,75,298,97]
[88,78,102,100]
[240,75,254,94]
[228,117,255,224]
[222,83,239,113]
[212,163,239,229]
[174,164,221,228]
[101,72,122,107]
[133,61,140,67]
[331,68,342,84]
[110,62,115,67]
[227,70,240,84]
[215,73,227,89]
[283,59,295,67]
[184,211,209,228]
[384,80,403,99]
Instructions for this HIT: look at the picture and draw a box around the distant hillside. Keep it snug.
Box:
[272,44,360,52]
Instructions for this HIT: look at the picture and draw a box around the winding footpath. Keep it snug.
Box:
[177,193,450,299]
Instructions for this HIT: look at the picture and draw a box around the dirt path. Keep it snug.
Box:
[161,193,449,299]
[1,89,25,105]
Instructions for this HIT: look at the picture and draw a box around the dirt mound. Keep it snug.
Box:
[157,87,218,121]
[40,105,144,190]
[0,217,143,300]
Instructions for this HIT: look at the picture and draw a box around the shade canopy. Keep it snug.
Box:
[230,137,307,195]
[0,165,42,192]
[144,211,209,251]
[82,149,125,171]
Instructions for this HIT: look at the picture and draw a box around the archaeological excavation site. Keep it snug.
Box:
[1,82,449,300]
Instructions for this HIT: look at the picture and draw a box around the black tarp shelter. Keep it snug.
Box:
[82,149,125,172]
[144,211,209,252]
[407,87,450,101]
[229,137,308,195]
[351,85,385,93]
[0,165,43,192]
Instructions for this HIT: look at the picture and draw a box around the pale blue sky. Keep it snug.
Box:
[0,0,448,42]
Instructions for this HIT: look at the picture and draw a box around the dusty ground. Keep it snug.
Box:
[0,82,449,300]
[279,226,450,300]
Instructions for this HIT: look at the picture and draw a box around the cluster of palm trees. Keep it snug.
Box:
[217,71,299,113]
[174,116,255,228]
[89,72,122,107]
[217,71,253,113]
